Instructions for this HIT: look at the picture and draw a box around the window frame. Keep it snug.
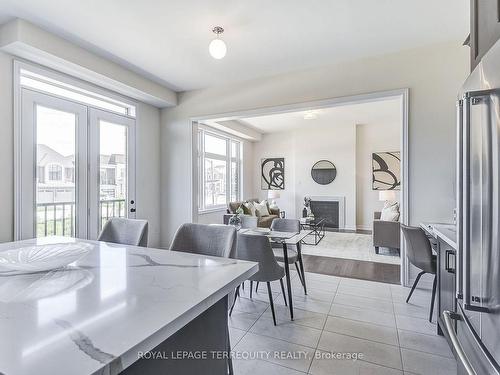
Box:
[198,126,242,213]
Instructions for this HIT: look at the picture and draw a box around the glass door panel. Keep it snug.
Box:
[89,109,135,239]
[19,89,88,240]
[99,121,128,230]
[36,105,76,237]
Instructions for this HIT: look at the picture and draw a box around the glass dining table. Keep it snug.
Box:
[239,229,310,320]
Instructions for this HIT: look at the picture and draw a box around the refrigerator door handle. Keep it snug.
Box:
[443,310,477,375]
[462,90,493,314]
[456,98,463,299]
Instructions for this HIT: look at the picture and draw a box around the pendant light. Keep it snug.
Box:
[209,26,227,59]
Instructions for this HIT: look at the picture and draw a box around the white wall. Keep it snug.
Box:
[252,124,357,229]
[0,51,162,247]
[0,52,14,243]
[160,41,469,248]
[356,122,401,230]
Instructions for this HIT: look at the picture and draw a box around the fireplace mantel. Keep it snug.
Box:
[309,196,345,229]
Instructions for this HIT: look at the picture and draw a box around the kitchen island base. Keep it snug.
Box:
[121,296,230,375]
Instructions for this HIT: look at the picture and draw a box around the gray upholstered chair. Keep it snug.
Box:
[269,218,307,293]
[230,233,287,325]
[240,215,258,229]
[401,224,437,322]
[170,222,237,375]
[98,218,149,247]
[373,211,400,254]
[169,223,237,258]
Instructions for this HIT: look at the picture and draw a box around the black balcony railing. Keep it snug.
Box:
[36,199,126,237]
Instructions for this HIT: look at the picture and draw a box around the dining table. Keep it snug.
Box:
[0,236,257,375]
[239,229,310,320]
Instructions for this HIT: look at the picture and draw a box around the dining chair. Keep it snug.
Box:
[170,222,237,375]
[240,215,258,229]
[169,223,237,258]
[98,218,149,247]
[401,224,437,322]
[230,233,287,325]
[269,218,307,294]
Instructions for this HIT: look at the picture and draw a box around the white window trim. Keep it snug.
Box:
[198,126,242,213]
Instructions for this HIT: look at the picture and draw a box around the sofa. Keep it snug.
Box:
[373,211,400,254]
[224,199,280,228]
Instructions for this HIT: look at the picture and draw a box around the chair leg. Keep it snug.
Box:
[267,282,277,326]
[279,278,287,306]
[229,285,239,316]
[250,281,253,299]
[295,263,304,286]
[406,271,425,303]
[241,281,245,291]
[255,281,260,293]
[429,275,437,322]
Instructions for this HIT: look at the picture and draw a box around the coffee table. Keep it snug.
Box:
[300,217,326,245]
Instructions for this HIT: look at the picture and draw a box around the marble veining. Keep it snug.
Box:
[54,319,116,364]
[0,236,257,375]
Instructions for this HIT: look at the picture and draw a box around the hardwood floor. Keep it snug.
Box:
[302,254,400,284]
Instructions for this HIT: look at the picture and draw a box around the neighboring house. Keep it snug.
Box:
[37,144,126,204]
[37,144,75,204]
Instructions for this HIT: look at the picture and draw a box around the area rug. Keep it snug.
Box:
[301,231,400,265]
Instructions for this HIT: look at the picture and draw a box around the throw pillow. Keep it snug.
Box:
[255,200,270,217]
[243,201,256,216]
[380,206,400,221]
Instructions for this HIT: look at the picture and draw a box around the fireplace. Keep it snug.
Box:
[309,196,345,229]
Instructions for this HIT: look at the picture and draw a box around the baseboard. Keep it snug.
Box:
[356,225,372,231]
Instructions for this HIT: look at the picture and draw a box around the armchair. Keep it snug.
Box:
[373,211,400,254]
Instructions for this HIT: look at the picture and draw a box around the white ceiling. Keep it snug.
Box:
[240,98,401,134]
[0,0,468,91]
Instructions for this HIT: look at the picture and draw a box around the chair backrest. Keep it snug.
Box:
[98,218,149,247]
[170,223,237,258]
[400,224,435,273]
[271,218,300,233]
[235,233,284,282]
[241,215,258,229]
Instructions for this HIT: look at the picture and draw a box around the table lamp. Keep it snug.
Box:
[268,190,280,208]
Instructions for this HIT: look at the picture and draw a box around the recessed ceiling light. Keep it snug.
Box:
[303,111,318,120]
[209,26,227,59]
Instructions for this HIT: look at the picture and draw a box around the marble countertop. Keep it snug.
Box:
[420,222,458,249]
[0,236,257,375]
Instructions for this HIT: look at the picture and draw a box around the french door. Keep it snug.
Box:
[18,89,136,240]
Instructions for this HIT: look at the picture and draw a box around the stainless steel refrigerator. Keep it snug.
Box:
[451,38,500,375]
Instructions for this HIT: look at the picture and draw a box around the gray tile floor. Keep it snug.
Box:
[229,270,457,375]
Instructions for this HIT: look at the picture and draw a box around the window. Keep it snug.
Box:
[48,164,62,181]
[198,128,242,211]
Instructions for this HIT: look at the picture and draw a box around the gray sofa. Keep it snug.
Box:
[373,211,400,254]
[224,199,279,228]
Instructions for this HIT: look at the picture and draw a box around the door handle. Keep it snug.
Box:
[442,311,476,375]
[130,208,136,213]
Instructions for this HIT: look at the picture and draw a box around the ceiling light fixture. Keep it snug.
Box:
[209,26,227,59]
[303,111,318,120]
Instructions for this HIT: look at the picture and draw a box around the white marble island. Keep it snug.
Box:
[0,236,257,375]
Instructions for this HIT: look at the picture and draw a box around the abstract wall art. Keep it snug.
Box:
[261,158,285,190]
[372,152,401,190]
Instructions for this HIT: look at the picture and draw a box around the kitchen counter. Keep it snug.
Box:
[420,222,457,249]
[0,236,257,375]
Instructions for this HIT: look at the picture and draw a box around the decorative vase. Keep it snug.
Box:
[302,207,307,218]
[228,215,242,230]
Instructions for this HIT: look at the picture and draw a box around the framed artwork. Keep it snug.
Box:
[372,152,401,190]
[261,158,285,190]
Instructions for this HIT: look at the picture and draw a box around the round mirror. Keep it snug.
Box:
[311,160,337,185]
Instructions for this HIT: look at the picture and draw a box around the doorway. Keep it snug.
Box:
[15,62,136,240]
[191,89,409,285]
